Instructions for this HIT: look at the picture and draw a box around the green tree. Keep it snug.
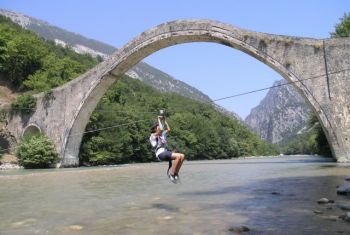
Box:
[23,53,85,91]
[331,13,350,38]
[11,94,37,114]
[16,134,59,168]
[308,113,331,156]
[0,37,8,68]
[4,35,47,88]
[279,113,331,156]
[0,15,99,90]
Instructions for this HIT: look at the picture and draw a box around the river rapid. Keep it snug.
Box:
[1,155,350,235]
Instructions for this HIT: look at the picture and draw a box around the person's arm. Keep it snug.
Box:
[158,116,170,133]
[164,120,170,133]
[158,117,164,130]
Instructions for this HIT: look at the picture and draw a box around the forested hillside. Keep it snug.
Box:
[80,76,278,165]
[0,15,100,92]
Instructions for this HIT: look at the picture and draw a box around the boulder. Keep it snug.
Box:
[337,183,350,195]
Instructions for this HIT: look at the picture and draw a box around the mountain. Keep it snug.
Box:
[0,9,115,57]
[244,80,310,143]
[0,9,215,105]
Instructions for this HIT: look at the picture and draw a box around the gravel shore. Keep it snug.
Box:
[0,163,22,170]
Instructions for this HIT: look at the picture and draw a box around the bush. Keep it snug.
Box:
[11,94,37,113]
[16,134,59,168]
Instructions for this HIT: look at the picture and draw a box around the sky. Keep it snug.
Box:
[1,0,349,118]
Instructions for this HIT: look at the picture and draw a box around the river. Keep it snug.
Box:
[1,155,350,235]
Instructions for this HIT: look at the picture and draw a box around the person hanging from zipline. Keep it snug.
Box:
[149,110,185,183]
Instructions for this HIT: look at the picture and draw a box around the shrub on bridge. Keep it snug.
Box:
[11,94,37,114]
[16,134,59,168]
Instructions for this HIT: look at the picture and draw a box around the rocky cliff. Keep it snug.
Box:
[245,80,310,143]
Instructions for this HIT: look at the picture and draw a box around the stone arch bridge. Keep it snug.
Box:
[6,19,350,167]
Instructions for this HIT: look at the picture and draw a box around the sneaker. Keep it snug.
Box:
[168,172,177,184]
[174,174,181,183]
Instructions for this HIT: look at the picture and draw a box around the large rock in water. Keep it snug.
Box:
[337,182,350,195]
[245,80,310,143]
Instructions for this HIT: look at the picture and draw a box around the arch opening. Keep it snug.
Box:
[23,124,42,138]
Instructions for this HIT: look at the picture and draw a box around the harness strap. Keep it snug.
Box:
[154,135,167,153]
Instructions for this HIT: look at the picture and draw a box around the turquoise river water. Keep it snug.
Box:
[1,155,350,235]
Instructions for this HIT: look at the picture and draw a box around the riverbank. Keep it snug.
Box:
[0,162,22,170]
[0,154,22,170]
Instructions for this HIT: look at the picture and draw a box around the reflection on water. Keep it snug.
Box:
[1,155,350,234]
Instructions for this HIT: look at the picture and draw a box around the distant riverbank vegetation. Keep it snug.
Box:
[278,113,331,157]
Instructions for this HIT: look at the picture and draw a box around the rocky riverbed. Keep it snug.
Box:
[0,154,21,170]
[0,162,22,170]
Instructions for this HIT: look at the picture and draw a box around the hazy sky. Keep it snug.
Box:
[1,0,349,118]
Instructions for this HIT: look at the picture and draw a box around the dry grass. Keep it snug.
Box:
[0,154,18,164]
[0,80,18,106]
[0,87,17,105]
[0,75,20,127]
[0,76,19,165]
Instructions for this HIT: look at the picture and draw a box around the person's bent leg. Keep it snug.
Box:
[169,154,180,176]
[177,153,185,172]
[176,153,185,174]
[172,153,185,175]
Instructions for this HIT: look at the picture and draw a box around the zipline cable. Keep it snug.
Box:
[208,67,350,103]
[161,67,350,111]
[1,67,349,153]
[0,118,153,153]
[69,119,151,136]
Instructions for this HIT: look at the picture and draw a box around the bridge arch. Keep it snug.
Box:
[7,19,349,167]
[59,19,345,166]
